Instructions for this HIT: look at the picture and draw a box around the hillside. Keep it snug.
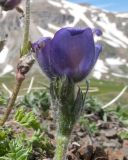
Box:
[0,0,128,80]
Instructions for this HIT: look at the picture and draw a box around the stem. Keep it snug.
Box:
[51,79,83,160]
[54,113,73,160]
[21,0,30,56]
[55,135,69,160]
[0,79,23,126]
[0,0,31,126]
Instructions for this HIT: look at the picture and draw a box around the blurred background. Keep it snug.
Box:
[0,0,128,105]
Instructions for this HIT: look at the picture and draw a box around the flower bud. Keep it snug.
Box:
[0,0,22,11]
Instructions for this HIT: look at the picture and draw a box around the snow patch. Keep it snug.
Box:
[93,71,102,80]
[103,32,127,48]
[0,11,7,20]
[93,59,108,79]
[61,0,94,27]
[116,13,128,18]
[106,58,126,66]
[103,39,120,48]
[48,0,62,8]
[59,1,128,48]
[112,73,128,79]
[60,9,66,14]
[122,22,127,26]
[0,46,9,64]
[48,23,60,31]
[94,59,108,73]
[37,26,54,37]
[96,13,128,48]
[0,65,13,76]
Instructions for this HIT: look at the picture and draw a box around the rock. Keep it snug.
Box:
[122,140,128,156]
[103,139,121,148]
[123,140,128,148]
[78,145,93,160]
[98,121,110,129]
[93,146,108,160]
[72,142,81,147]
[77,131,86,138]
[108,149,125,160]
[100,129,117,138]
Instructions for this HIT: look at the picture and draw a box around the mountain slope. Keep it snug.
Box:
[0,0,128,80]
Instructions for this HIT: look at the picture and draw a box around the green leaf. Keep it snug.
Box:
[21,90,50,113]
[14,107,41,130]
[118,131,128,140]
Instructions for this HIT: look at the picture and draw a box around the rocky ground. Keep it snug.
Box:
[0,92,128,160]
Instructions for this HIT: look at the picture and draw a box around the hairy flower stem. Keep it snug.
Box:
[21,0,30,56]
[55,115,74,160]
[55,135,69,160]
[0,0,31,126]
[51,78,84,160]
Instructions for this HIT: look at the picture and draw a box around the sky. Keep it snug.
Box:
[68,0,128,12]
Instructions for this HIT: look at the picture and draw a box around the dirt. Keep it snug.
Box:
[0,106,128,160]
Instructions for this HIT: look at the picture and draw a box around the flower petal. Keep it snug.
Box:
[67,28,85,36]
[94,43,102,63]
[33,37,58,78]
[51,27,95,81]
[69,43,102,82]
[33,27,102,82]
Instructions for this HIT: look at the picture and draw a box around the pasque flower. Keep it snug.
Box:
[0,0,22,11]
[32,27,102,82]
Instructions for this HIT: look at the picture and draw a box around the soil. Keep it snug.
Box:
[0,106,128,160]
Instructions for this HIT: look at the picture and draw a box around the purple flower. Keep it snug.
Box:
[32,27,102,82]
[0,0,22,11]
